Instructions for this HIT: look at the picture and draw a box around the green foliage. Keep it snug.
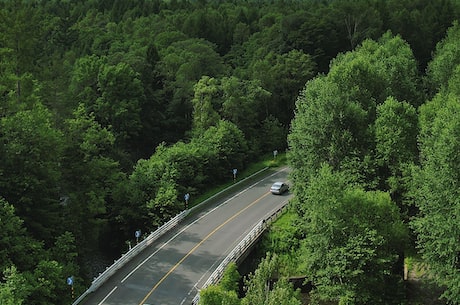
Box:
[427,21,460,94]
[0,199,78,305]
[329,0,383,49]
[297,165,407,305]
[289,76,367,183]
[259,115,287,152]
[0,102,64,243]
[242,253,301,305]
[199,285,240,305]
[412,92,460,303]
[249,49,317,126]
[329,31,422,110]
[0,1,459,303]
[197,120,249,181]
[262,210,302,255]
[191,74,271,156]
[191,76,221,136]
[0,198,43,273]
[375,97,418,169]
[61,104,123,253]
[96,62,144,145]
[386,0,458,71]
[289,31,422,192]
[374,96,418,210]
[199,262,241,305]
[0,266,29,305]
[220,262,241,293]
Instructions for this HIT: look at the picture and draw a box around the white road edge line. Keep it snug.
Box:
[117,167,286,284]
[98,286,117,305]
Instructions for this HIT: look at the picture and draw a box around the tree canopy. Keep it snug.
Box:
[1,0,460,303]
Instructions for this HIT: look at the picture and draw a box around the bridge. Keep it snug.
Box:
[77,167,292,305]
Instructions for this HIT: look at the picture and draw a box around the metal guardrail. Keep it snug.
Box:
[72,210,190,305]
[191,203,288,305]
[72,167,269,305]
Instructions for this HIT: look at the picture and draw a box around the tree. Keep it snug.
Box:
[49,232,79,292]
[295,165,407,305]
[0,198,43,273]
[374,97,418,209]
[96,62,144,148]
[199,285,240,305]
[191,76,221,136]
[29,260,66,305]
[69,54,106,113]
[0,266,29,305]
[249,50,317,126]
[426,21,460,94]
[375,97,418,172]
[288,76,367,186]
[258,115,287,153]
[197,120,249,181]
[242,253,301,305]
[328,31,422,113]
[386,0,457,71]
[330,0,383,49]
[125,141,209,232]
[0,102,64,243]
[199,262,241,305]
[157,37,227,141]
[219,76,270,156]
[289,32,422,190]
[70,56,145,162]
[0,0,44,102]
[61,104,123,254]
[412,92,460,303]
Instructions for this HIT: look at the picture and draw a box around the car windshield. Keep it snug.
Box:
[272,182,283,188]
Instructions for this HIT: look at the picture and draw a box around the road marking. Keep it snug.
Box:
[98,286,117,305]
[95,167,287,304]
[121,204,221,283]
[121,167,285,284]
[137,191,270,305]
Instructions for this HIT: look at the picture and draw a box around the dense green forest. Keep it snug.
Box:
[1,0,460,304]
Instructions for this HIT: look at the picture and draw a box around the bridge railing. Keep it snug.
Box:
[72,167,269,305]
[191,203,288,305]
[72,209,190,305]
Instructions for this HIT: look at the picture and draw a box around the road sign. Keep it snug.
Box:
[67,276,73,286]
[135,230,141,238]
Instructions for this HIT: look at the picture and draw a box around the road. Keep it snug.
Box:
[81,166,292,305]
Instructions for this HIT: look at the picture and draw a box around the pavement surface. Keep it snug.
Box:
[81,166,292,305]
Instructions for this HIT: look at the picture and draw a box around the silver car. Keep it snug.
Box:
[270,182,289,195]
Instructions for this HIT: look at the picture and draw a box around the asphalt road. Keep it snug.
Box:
[81,166,292,305]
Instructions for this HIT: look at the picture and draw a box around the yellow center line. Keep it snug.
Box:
[138,191,270,305]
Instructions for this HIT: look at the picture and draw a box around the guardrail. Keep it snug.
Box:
[191,203,288,305]
[72,167,269,305]
[72,209,190,305]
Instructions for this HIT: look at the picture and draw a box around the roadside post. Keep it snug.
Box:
[67,276,74,299]
[184,193,190,209]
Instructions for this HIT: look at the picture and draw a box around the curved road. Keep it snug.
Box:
[82,166,291,305]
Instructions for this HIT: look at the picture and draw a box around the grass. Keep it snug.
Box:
[192,152,288,206]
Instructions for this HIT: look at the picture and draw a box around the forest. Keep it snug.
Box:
[0,0,459,304]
